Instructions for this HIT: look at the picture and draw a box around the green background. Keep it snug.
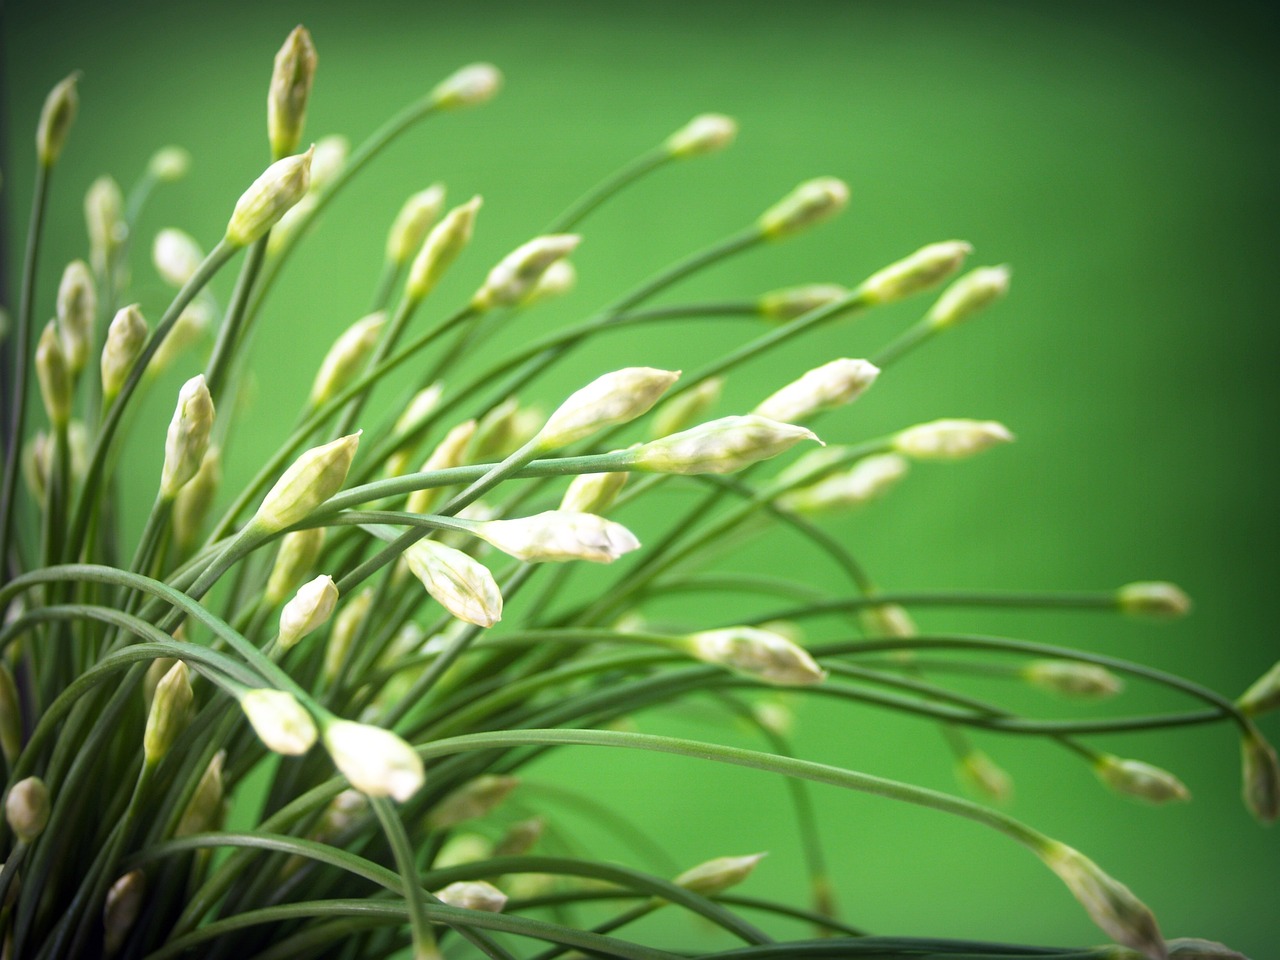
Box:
[3,0,1277,954]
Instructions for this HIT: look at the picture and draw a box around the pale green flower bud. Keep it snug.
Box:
[629,415,820,475]
[754,358,879,424]
[36,72,79,167]
[22,432,50,504]
[406,196,481,301]
[268,25,318,158]
[405,419,477,513]
[758,283,851,323]
[403,539,503,628]
[0,664,22,766]
[324,719,425,801]
[386,185,446,265]
[279,574,339,649]
[85,176,126,277]
[472,234,581,311]
[893,418,1013,460]
[537,367,680,449]
[143,657,177,712]
[226,146,315,247]
[36,321,72,426]
[470,398,521,461]
[55,260,96,373]
[103,869,145,956]
[956,749,1014,804]
[152,228,204,288]
[674,853,766,895]
[324,588,373,682]
[685,626,826,686]
[434,880,508,914]
[1238,660,1280,716]
[144,661,193,764]
[312,789,367,842]
[1022,660,1123,699]
[5,777,50,843]
[560,472,628,515]
[665,113,738,158]
[309,312,386,406]
[521,259,577,307]
[778,453,908,514]
[857,240,973,305]
[435,833,493,868]
[432,62,503,110]
[253,432,360,532]
[173,448,222,551]
[176,750,226,837]
[1094,754,1190,805]
[149,145,192,182]
[652,377,722,438]
[1241,729,1279,824]
[468,510,640,564]
[1162,938,1247,959]
[160,375,215,498]
[860,603,917,638]
[268,194,318,253]
[1117,581,1191,620]
[147,298,213,376]
[428,774,518,829]
[266,528,326,604]
[927,265,1011,329]
[758,177,850,240]
[495,816,545,857]
[100,305,147,401]
[241,689,318,755]
[309,134,348,191]
[393,383,444,437]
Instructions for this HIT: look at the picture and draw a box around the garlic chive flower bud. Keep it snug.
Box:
[149,145,192,182]
[758,283,851,323]
[406,419,477,514]
[36,321,72,427]
[857,240,973,304]
[101,305,148,400]
[393,383,444,436]
[152,228,204,288]
[1162,939,1248,959]
[469,510,640,564]
[279,574,339,648]
[160,375,215,498]
[685,626,826,686]
[309,312,386,406]
[144,661,193,764]
[1037,841,1166,960]
[432,62,503,110]
[173,448,222,551]
[674,853,767,895]
[309,135,348,191]
[6,777,50,842]
[434,880,508,914]
[386,184,446,265]
[927,265,1012,329]
[253,432,360,532]
[436,833,493,869]
[324,588,373,682]
[1238,660,1280,716]
[85,175,126,277]
[266,527,326,604]
[56,260,96,372]
[860,603,918,639]
[778,453,908,515]
[522,259,578,307]
[148,299,212,375]
[630,415,820,475]
[893,418,1013,460]
[561,472,628,515]
[956,749,1014,804]
[472,234,581,311]
[665,113,738,158]
[240,689,318,755]
[1117,581,1192,619]
[495,816,546,857]
[143,658,177,712]
[758,177,850,240]
[323,720,425,801]
[226,146,315,247]
[470,398,519,461]
[268,25,318,158]
[406,196,481,301]
[37,72,79,167]
[0,664,22,765]
[1022,660,1123,699]
[1240,728,1279,824]
[537,367,679,450]
[177,750,226,836]
[753,358,879,424]
[403,540,503,627]
[1094,754,1190,805]
[428,774,519,829]
[103,870,145,956]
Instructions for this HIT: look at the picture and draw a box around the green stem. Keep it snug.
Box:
[205,234,269,399]
[543,147,671,232]
[369,796,442,960]
[740,590,1124,626]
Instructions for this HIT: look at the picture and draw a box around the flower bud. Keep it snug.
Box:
[173,448,222,551]
[309,312,386,406]
[324,588,373,682]
[1238,660,1280,716]
[36,72,79,167]
[36,321,72,426]
[1117,582,1191,620]
[22,432,50,503]
[860,603,917,638]
[268,25,318,158]
[406,196,481,301]
[674,853,766,896]
[312,789,367,842]
[393,383,444,437]
[253,432,360,532]
[435,833,493,869]
[893,419,1013,460]
[758,283,851,323]
[266,527,327,604]
[406,419,477,514]
[152,228,204,288]
[469,510,640,564]
[279,574,339,648]
[103,870,145,956]
[472,234,581,311]
[753,358,879,424]
[685,626,826,686]
[1241,729,1279,825]
[470,398,521,461]
[226,146,315,247]
[561,472,628,515]
[1094,754,1190,805]
[324,719,425,801]
[956,749,1014,804]
[160,375,216,498]
[758,177,850,240]
[55,260,96,373]
[665,113,738,158]
[0,664,22,766]
[537,367,680,450]
[1022,660,1123,699]
[386,185,446,265]
[101,304,149,400]
[857,241,973,304]
[149,145,192,182]
[495,816,545,857]
[148,298,212,375]
[1162,939,1247,959]
[309,135,348,192]
[652,377,722,438]
[85,176,126,277]
[432,63,503,110]
[629,415,820,475]
[434,880,508,914]
[428,774,518,829]
[5,777,50,843]
[143,657,177,712]
[403,539,503,628]
[927,265,1012,329]
[241,689,318,755]
[144,661,193,764]
[177,750,226,837]
[778,453,908,514]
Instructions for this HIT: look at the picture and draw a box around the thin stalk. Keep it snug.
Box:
[205,235,269,399]
[369,797,443,960]
[543,146,670,232]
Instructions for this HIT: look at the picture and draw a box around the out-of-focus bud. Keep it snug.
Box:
[406,419,476,514]
[893,418,1013,460]
[55,260,96,373]
[1160,939,1247,959]
[309,312,386,406]
[177,750,226,837]
[1116,582,1191,620]
[495,816,545,857]
[927,265,1011,329]
[1094,754,1190,805]
[560,472,628,515]
[428,774,518,829]
[779,453,908,514]
[147,298,213,376]
[432,63,503,110]
[268,25,318,158]
[152,229,204,288]
[674,853,766,895]
[472,234,581,311]
[468,510,640,564]
[312,789,367,842]
[37,72,79,167]
[470,399,520,461]
[226,146,315,247]
[144,661,193,764]
[323,719,425,801]
[101,305,148,400]
[5,777,50,842]
[1238,660,1280,716]
[758,177,850,240]
[36,321,72,426]
[266,528,327,605]
[403,539,503,628]
[241,689,318,755]
[103,870,145,956]
[406,196,481,301]
[1022,660,1123,699]
[684,626,826,686]
[0,664,22,765]
[22,432,50,503]
[629,415,820,475]
[537,367,679,450]
[1241,728,1279,825]
[85,176,126,277]
[173,448,222,551]
[149,146,192,182]
[758,283,851,323]
[279,574,339,648]
[143,657,177,712]
[434,880,508,914]
[860,603,918,639]
[386,185,446,265]
[252,432,360,532]
[857,241,973,305]
[308,135,347,191]
[956,749,1014,804]
[435,833,493,869]
[753,358,878,424]
[393,383,444,437]
[160,375,215,498]
[324,588,373,682]
[665,113,738,158]
[521,259,577,307]
[652,377,722,439]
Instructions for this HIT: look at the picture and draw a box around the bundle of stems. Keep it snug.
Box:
[0,25,1273,960]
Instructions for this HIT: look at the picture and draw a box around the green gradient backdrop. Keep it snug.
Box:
[3,0,1278,954]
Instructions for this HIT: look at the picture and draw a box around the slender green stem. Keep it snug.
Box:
[369,796,441,960]
[740,591,1124,626]
[205,235,269,399]
[544,147,671,232]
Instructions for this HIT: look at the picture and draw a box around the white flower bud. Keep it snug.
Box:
[758,177,850,240]
[472,234,581,311]
[309,312,386,406]
[1238,660,1280,716]
[406,419,476,514]
[160,375,216,498]
[173,448,222,551]
[857,241,973,304]
[560,472,628,515]
[101,305,148,400]
[149,146,192,182]
[6,776,50,843]
[1094,754,1190,805]
[386,184,446,264]
[324,720,425,801]
[428,774,518,829]
[143,657,177,713]
[956,749,1014,804]
[393,383,444,436]
[266,528,326,604]
[778,453,908,514]
[927,265,1011,329]
[85,176,125,278]
[36,321,72,426]
[148,298,213,375]
[309,135,348,191]
[685,626,826,686]
[860,603,917,638]
[241,689,318,755]
[226,146,315,247]
[537,367,680,449]
[406,196,481,301]
[253,432,360,532]
[324,588,373,682]
[37,72,79,167]
[279,574,339,648]
[176,750,226,837]
[652,377,722,439]
[753,358,879,424]
[267,25,318,158]
[629,415,820,475]
[1022,660,1123,699]
[55,260,96,373]
[152,229,204,288]
[432,63,503,110]
[403,539,503,627]
[893,419,1013,460]
[665,113,738,158]
[674,853,766,895]
[758,283,851,323]
[468,510,640,564]
[495,816,545,857]
[1117,582,1191,620]
[435,833,493,869]
[1241,729,1279,825]
[521,259,577,307]
[103,869,146,955]
[144,661,193,764]
[434,880,508,914]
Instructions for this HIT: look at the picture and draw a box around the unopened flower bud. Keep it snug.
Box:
[1162,938,1248,959]
[103,869,145,956]
[386,185,446,265]
[405,419,477,513]
[143,657,177,712]
[927,265,1011,329]
[173,448,222,551]
[149,146,192,182]
[253,432,360,532]
[893,418,1013,460]
[22,433,49,503]
[957,749,1014,804]
[324,588,373,681]
[55,260,96,372]
[685,626,826,686]
[241,689,317,755]
[665,113,738,158]
[177,750,226,837]
[778,453,908,514]
[144,661,193,764]
[495,816,545,857]
[37,72,79,167]
[434,880,508,914]
[36,321,72,426]
[148,298,212,375]
[630,415,820,475]
[313,789,367,842]
[472,234,581,311]
[470,398,520,461]
[674,853,766,895]
[403,539,503,627]
[279,574,339,648]
[860,603,917,639]
[1117,582,1191,620]
[160,375,215,498]
[152,228,204,288]
[758,177,850,240]
[1094,754,1190,805]
[754,358,879,424]
[226,146,315,247]
[561,472,628,515]
[652,377,722,438]
[758,283,851,323]
[432,63,502,109]
[538,367,679,449]
[393,383,444,437]
[266,527,327,604]
[324,719,425,801]
[1022,660,1123,699]
[857,241,973,304]
[435,833,493,869]
[428,775,519,829]
[310,312,386,406]
[6,777,50,842]
[101,304,149,400]
[521,259,577,307]
[1241,729,1279,825]
[469,510,640,564]
[0,664,21,765]
[1238,660,1280,716]
[85,176,126,277]
[268,26,318,158]
[407,196,481,301]
[309,135,347,191]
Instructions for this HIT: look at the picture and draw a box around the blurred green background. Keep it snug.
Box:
[3,0,1277,954]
